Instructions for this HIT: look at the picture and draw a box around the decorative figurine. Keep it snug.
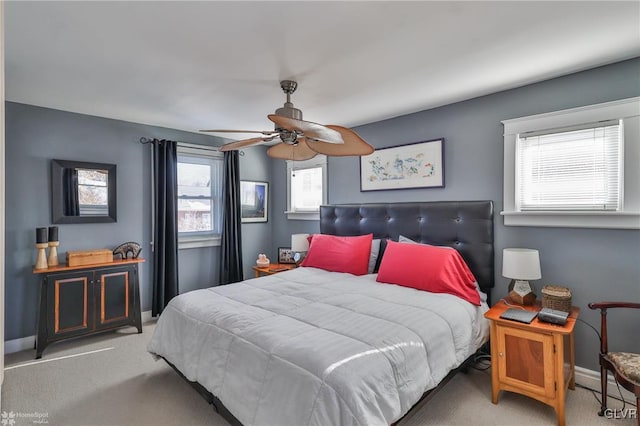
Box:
[256,254,270,268]
[113,242,142,259]
[47,226,60,267]
[35,227,48,270]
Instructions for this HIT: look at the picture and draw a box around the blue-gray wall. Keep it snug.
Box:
[270,58,640,371]
[4,103,270,341]
[239,146,273,279]
[5,58,639,371]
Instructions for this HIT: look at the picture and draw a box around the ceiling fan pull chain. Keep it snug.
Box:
[291,145,296,172]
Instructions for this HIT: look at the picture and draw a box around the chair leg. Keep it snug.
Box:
[598,366,607,416]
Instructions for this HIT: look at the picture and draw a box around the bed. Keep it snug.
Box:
[148,201,494,426]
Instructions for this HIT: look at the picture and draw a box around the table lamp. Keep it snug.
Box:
[291,233,310,265]
[502,248,541,305]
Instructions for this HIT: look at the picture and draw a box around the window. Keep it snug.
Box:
[502,97,639,229]
[177,144,223,248]
[77,168,108,216]
[517,122,621,211]
[286,155,327,220]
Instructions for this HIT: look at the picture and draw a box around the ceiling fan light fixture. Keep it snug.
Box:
[267,139,317,161]
[201,80,375,160]
[278,129,299,144]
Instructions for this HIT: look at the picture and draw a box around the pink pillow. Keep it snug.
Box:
[301,234,373,276]
[376,240,480,305]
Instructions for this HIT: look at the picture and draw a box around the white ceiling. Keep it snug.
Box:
[5,1,640,137]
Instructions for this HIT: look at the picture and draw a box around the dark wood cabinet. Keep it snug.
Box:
[34,258,144,358]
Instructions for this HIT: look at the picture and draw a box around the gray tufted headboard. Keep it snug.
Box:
[319,201,494,297]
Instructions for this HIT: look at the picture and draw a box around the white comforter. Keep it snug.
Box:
[148,267,489,426]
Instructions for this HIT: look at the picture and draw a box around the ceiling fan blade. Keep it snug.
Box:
[220,136,276,152]
[200,129,278,135]
[306,125,374,157]
[267,140,318,161]
[268,115,344,144]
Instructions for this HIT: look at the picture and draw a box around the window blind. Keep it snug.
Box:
[290,166,323,212]
[516,121,621,211]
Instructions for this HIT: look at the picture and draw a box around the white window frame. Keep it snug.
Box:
[501,97,640,229]
[285,155,327,221]
[177,143,223,249]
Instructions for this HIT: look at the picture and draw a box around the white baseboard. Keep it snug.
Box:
[4,310,155,355]
[4,335,34,355]
[141,310,154,324]
[575,366,635,401]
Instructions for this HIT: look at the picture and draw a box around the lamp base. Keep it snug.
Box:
[293,251,306,266]
[508,279,536,306]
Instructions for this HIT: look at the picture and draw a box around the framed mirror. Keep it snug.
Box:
[51,159,117,224]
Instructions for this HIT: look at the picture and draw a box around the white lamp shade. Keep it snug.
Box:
[291,234,310,252]
[502,248,541,280]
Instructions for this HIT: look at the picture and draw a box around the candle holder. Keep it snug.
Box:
[35,242,49,270]
[48,241,60,267]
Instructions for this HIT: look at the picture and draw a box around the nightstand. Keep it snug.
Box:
[252,263,296,278]
[485,300,579,426]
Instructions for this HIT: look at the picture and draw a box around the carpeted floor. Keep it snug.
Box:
[2,322,636,426]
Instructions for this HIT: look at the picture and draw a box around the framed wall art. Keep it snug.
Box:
[359,138,444,191]
[240,180,268,223]
[278,247,296,264]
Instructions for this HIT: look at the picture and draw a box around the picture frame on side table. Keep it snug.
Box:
[278,247,295,264]
[359,138,444,191]
[240,180,268,223]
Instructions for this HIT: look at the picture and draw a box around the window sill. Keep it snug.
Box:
[178,236,221,249]
[285,211,319,221]
[500,211,640,229]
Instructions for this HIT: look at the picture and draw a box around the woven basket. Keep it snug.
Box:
[541,285,572,313]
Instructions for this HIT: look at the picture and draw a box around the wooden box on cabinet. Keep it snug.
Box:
[66,248,114,267]
[485,300,579,426]
[33,258,144,359]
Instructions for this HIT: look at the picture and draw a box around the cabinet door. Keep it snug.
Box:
[95,265,135,330]
[496,325,556,399]
[46,271,93,339]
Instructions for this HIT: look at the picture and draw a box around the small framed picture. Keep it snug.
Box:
[240,180,268,223]
[278,247,295,264]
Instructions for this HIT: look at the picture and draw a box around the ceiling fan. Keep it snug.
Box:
[200,80,374,160]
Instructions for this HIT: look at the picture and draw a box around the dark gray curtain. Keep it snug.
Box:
[219,151,243,284]
[151,139,179,315]
[63,168,80,216]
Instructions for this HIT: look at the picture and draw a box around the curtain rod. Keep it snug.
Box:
[139,137,244,155]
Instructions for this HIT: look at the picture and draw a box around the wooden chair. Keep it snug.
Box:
[588,302,640,424]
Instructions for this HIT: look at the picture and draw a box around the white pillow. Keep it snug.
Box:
[398,235,417,244]
[368,239,381,274]
[399,235,454,249]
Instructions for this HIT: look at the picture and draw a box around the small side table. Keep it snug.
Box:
[485,300,579,426]
[252,263,297,278]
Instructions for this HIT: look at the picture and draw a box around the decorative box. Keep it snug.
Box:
[541,285,572,313]
[66,249,114,267]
